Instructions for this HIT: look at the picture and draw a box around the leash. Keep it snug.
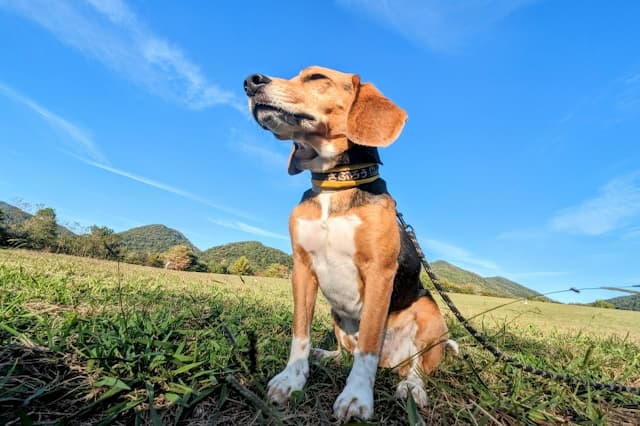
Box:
[396,211,640,395]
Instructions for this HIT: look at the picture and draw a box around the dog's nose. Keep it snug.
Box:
[244,74,271,96]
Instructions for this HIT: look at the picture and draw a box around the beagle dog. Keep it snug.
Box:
[244,66,457,421]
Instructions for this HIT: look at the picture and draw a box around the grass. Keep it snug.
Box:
[0,248,639,425]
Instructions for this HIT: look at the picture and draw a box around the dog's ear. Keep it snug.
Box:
[287,144,303,175]
[347,76,408,147]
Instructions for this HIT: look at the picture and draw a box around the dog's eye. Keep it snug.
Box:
[305,73,328,82]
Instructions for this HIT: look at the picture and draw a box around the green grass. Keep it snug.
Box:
[1,248,639,425]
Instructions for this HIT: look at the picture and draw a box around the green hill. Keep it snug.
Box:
[484,276,542,299]
[605,294,640,312]
[200,241,292,271]
[0,201,31,228]
[429,260,543,299]
[0,201,75,237]
[118,224,198,254]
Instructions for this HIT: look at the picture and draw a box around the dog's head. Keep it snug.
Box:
[244,66,407,175]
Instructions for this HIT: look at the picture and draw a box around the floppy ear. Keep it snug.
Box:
[347,77,408,147]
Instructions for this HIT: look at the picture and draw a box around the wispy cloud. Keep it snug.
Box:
[1,0,242,111]
[623,227,640,239]
[76,156,253,219]
[423,238,500,274]
[0,82,107,163]
[236,143,289,168]
[336,0,537,52]
[208,217,288,241]
[549,172,640,236]
[615,71,640,118]
[228,128,289,170]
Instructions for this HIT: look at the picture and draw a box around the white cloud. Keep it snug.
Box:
[422,238,500,273]
[236,143,289,168]
[228,128,289,169]
[208,217,289,241]
[336,0,537,52]
[549,172,640,236]
[0,82,107,163]
[616,71,640,116]
[0,0,243,111]
[76,156,253,219]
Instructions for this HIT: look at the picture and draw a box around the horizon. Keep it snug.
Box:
[2,1,639,304]
[2,197,636,306]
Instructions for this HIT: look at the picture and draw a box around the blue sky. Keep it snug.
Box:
[1,0,639,303]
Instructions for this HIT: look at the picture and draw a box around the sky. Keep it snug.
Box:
[1,0,639,303]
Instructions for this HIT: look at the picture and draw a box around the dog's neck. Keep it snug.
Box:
[310,144,382,191]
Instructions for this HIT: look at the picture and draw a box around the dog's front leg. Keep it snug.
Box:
[333,263,396,421]
[267,251,318,404]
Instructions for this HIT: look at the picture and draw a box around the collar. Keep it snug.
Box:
[311,163,380,190]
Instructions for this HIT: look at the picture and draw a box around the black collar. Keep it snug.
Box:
[311,163,380,190]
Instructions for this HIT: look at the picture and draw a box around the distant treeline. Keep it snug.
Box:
[0,204,290,278]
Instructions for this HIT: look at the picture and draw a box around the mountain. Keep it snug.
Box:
[0,201,31,228]
[200,241,293,271]
[1,201,541,298]
[0,201,75,236]
[429,260,543,299]
[484,276,542,299]
[118,224,198,253]
[605,294,640,312]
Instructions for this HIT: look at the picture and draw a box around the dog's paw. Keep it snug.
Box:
[445,339,459,356]
[332,382,374,421]
[267,360,308,405]
[396,377,428,407]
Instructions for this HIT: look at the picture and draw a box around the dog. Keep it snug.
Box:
[244,66,457,421]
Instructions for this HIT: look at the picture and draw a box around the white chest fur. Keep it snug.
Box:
[296,192,363,320]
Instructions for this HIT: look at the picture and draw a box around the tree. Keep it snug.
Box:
[208,262,228,274]
[163,245,198,271]
[85,226,122,259]
[123,250,146,265]
[21,208,58,249]
[592,300,615,309]
[264,263,289,278]
[144,252,165,268]
[229,256,253,276]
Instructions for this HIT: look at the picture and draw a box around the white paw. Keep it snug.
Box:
[333,382,374,421]
[445,339,459,356]
[396,378,428,407]
[267,360,308,405]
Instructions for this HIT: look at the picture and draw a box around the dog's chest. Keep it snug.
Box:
[295,193,363,319]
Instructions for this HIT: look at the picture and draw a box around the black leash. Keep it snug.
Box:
[396,211,640,395]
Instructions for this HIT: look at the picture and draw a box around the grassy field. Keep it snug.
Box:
[1,248,639,425]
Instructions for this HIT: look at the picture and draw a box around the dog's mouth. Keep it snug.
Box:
[252,104,315,132]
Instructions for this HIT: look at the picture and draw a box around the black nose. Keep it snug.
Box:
[244,74,271,96]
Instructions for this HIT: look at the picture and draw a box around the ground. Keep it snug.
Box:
[1,249,639,425]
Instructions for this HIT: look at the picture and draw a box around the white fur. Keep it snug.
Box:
[333,350,378,420]
[296,192,363,320]
[267,337,310,404]
[446,339,459,356]
[396,366,429,407]
[379,320,417,368]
